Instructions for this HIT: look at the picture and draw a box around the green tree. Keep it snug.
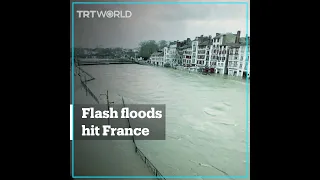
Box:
[158,40,168,50]
[138,40,159,59]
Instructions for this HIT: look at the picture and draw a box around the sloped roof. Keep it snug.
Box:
[213,34,223,39]
[179,44,192,49]
[239,37,250,45]
[151,51,164,56]
[222,33,237,44]
[199,40,211,46]
[226,36,250,47]
[177,39,192,49]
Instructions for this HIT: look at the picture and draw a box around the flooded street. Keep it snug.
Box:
[78,64,250,179]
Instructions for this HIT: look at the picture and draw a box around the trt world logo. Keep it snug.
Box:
[76,10,132,18]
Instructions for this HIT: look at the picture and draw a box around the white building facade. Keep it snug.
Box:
[212,31,242,74]
[190,36,214,68]
[191,40,198,66]
[182,47,192,66]
[150,51,165,66]
[164,42,178,67]
[227,45,241,76]
[239,44,250,78]
[212,34,230,74]
[227,38,250,78]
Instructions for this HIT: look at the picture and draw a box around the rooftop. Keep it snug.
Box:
[151,51,164,56]
[177,38,192,49]
[193,35,213,46]
[225,37,250,47]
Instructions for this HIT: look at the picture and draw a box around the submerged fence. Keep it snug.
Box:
[78,66,95,82]
[135,146,166,179]
[121,96,166,180]
[74,66,165,179]
[73,58,99,104]
[75,66,99,104]
[79,77,99,104]
[73,59,95,82]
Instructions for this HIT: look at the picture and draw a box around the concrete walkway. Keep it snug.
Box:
[71,74,154,179]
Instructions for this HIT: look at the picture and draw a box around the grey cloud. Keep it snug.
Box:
[149,4,247,22]
[72,0,250,49]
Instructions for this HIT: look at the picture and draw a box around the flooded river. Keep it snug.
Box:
[77,64,250,179]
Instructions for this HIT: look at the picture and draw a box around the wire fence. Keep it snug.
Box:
[73,63,166,178]
[121,96,166,180]
[73,58,95,82]
[135,145,166,179]
[78,66,95,82]
[79,78,100,104]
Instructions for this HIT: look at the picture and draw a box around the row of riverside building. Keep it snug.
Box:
[149,30,250,79]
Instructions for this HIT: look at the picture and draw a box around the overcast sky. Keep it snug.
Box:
[72,0,250,49]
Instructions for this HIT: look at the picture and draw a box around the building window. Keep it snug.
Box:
[217,39,220,42]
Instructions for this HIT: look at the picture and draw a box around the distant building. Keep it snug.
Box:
[227,37,250,78]
[239,38,250,78]
[164,41,179,67]
[177,38,192,66]
[227,44,241,76]
[212,31,241,74]
[150,51,165,66]
[190,35,214,69]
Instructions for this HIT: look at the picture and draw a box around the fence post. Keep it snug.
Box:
[107,90,110,125]
[84,76,88,96]
[145,156,147,163]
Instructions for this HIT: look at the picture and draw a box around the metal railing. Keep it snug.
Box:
[135,146,166,180]
[73,59,95,82]
[77,67,99,104]
[99,91,114,125]
[78,66,95,82]
[120,96,166,180]
[79,77,99,104]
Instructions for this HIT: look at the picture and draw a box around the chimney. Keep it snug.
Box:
[236,31,241,43]
[216,33,220,36]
